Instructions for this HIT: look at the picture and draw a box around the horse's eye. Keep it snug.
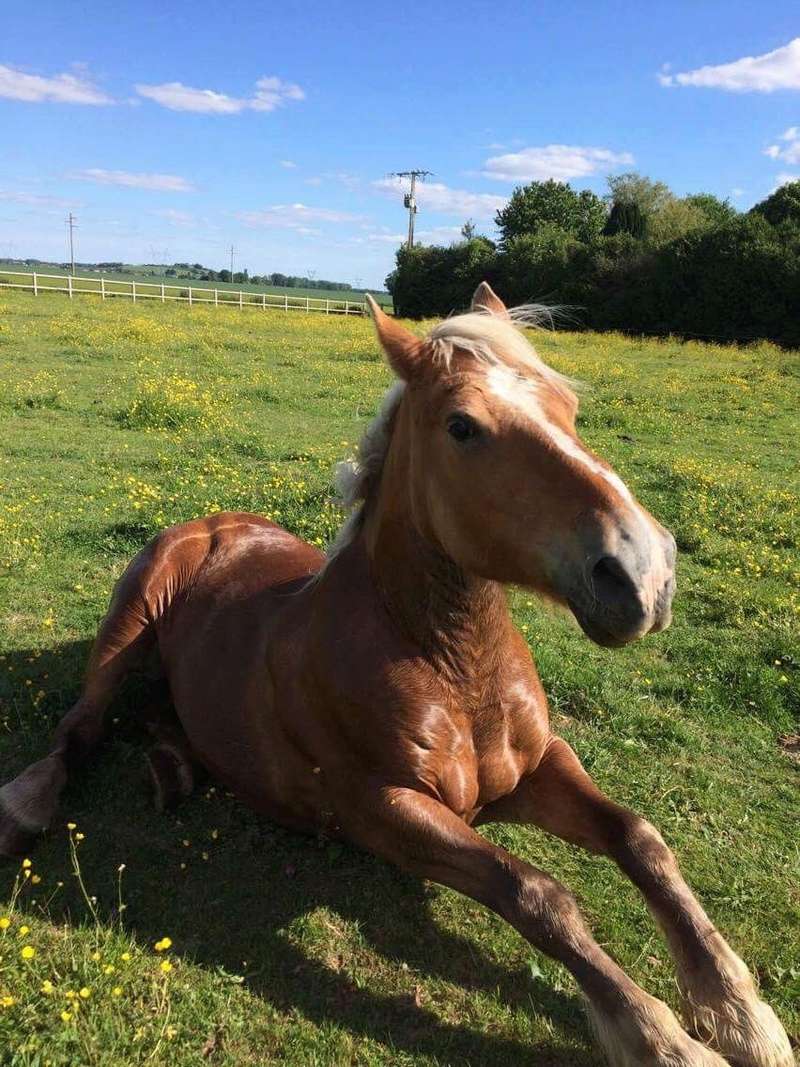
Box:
[447,414,479,442]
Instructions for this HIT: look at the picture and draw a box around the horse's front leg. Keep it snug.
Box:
[337,783,727,1067]
[477,735,793,1067]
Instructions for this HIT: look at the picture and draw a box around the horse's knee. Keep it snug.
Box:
[614,814,677,878]
[499,864,586,952]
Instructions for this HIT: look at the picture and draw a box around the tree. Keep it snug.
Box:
[603,200,647,239]
[218,269,231,283]
[684,193,737,227]
[461,219,477,240]
[751,180,800,227]
[606,172,674,216]
[647,199,709,246]
[494,180,606,245]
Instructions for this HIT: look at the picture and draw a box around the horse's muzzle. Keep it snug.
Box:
[567,531,677,648]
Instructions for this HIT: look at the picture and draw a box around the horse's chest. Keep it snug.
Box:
[434,690,548,816]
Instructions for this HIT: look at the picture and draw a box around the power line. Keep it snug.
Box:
[66,213,77,274]
[388,170,433,248]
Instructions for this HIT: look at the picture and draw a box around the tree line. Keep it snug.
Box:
[386,175,800,347]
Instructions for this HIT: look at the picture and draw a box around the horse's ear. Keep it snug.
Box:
[365,295,423,380]
[471,281,508,317]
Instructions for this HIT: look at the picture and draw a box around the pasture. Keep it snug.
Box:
[0,264,393,312]
[0,290,798,1065]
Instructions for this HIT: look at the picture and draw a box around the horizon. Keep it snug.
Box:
[2,1,800,287]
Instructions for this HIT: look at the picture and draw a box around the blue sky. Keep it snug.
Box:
[2,1,799,287]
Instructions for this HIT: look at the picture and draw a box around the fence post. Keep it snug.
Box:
[325,299,330,315]
[68,274,73,300]
[306,296,310,312]
[161,283,165,304]
[132,280,136,304]
[33,272,38,296]
[239,290,243,311]
[262,292,266,311]
[101,277,106,300]
[284,294,288,311]
[345,301,349,315]
[214,289,218,307]
[188,286,193,307]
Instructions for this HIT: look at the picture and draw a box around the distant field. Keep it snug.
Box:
[0,262,393,310]
[0,290,798,1065]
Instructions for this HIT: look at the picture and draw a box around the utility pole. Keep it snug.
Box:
[389,170,433,248]
[229,245,236,281]
[66,213,77,274]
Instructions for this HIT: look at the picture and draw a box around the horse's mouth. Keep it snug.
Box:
[567,597,672,649]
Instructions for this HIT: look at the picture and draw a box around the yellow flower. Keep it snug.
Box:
[31,875,41,885]
[154,937,172,952]
[75,832,85,841]
[21,945,35,960]
[112,986,122,997]
[21,859,31,869]
[61,1010,72,1022]
[103,964,115,975]
[41,980,54,994]
[121,952,131,961]
[66,822,76,831]
[1,995,16,1008]
[0,917,9,930]
[79,987,91,999]
[19,926,29,936]
[160,960,173,974]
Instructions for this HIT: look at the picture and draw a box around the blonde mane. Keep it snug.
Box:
[326,304,575,561]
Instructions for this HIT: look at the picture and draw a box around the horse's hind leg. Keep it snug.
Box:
[0,554,157,857]
[477,736,793,1067]
[144,702,202,813]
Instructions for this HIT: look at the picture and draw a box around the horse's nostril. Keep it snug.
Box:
[590,555,633,604]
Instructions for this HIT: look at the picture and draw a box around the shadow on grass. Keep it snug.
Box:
[0,640,596,1066]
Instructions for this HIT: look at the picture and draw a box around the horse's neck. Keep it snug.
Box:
[371,518,506,662]
[361,465,510,688]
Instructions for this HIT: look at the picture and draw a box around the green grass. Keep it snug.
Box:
[0,262,393,311]
[0,290,798,1065]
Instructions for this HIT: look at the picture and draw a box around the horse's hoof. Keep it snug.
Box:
[685,995,795,1067]
[145,744,195,812]
[0,799,38,859]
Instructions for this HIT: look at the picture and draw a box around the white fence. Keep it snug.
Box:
[0,269,371,316]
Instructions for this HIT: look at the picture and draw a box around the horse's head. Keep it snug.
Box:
[365,283,676,648]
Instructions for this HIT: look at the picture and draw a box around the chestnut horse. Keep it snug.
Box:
[1,285,792,1067]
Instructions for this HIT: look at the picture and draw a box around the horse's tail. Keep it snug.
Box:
[0,544,161,857]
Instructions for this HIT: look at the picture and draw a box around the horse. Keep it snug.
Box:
[0,283,792,1067]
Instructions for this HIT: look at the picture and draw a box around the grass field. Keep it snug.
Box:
[0,262,393,311]
[0,290,798,1065]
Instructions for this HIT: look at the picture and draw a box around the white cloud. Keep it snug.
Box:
[67,169,195,192]
[659,38,800,92]
[765,126,800,165]
[151,208,196,226]
[135,76,304,114]
[774,172,799,189]
[366,232,407,244]
[481,144,634,182]
[235,203,360,231]
[279,160,297,168]
[731,187,745,198]
[0,63,112,105]
[0,189,75,209]
[373,178,506,219]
